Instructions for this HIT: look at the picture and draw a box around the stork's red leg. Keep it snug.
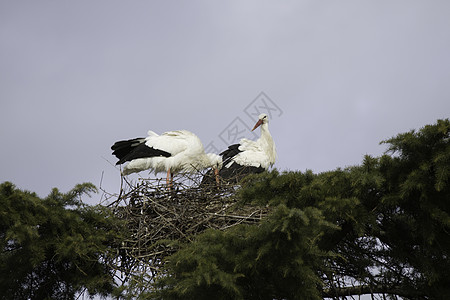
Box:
[166,168,174,191]
[214,168,220,186]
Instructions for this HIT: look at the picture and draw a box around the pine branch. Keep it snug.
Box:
[322,284,425,299]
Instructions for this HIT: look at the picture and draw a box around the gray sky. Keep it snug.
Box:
[1,0,450,202]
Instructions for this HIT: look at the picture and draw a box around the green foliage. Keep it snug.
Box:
[377,119,450,297]
[3,119,448,299]
[148,119,450,299]
[151,205,337,300]
[0,182,125,299]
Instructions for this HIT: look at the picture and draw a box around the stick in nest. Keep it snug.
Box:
[107,170,269,283]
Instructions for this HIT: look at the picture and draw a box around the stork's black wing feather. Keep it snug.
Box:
[111,138,171,165]
[220,144,242,164]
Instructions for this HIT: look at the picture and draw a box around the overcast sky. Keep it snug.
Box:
[1,1,450,202]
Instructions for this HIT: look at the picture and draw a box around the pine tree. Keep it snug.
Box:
[0,182,125,299]
[148,119,450,299]
[4,119,447,299]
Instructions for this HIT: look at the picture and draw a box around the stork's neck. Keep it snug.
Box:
[259,123,272,143]
[258,123,277,165]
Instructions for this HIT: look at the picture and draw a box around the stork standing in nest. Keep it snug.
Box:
[203,113,276,184]
[112,130,222,188]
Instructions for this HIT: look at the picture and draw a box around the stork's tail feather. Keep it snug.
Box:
[111,138,145,164]
[111,138,171,165]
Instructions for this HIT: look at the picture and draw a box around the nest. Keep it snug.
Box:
[103,171,269,285]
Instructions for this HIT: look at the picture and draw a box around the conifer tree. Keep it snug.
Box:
[3,119,448,299]
[0,182,125,299]
[148,119,450,299]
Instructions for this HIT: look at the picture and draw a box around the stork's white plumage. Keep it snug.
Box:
[111,130,222,186]
[216,113,276,182]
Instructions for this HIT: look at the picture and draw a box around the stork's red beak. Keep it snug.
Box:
[252,119,263,131]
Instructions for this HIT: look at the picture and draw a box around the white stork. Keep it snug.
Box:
[111,130,222,186]
[203,113,276,184]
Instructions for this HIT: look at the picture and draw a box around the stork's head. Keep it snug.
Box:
[252,113,269,131]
